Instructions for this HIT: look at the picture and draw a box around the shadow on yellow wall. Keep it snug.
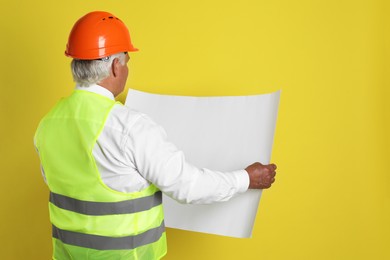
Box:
[0,0,388,259]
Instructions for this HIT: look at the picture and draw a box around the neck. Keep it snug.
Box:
[98,79,121,97]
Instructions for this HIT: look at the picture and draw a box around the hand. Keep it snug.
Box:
[245,162,277,189]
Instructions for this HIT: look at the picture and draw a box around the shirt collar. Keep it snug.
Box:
[75,84,115,100]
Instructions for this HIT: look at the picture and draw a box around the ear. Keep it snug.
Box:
[111,58,121,78]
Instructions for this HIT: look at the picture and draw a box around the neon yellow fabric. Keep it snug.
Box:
[35,90,167,259]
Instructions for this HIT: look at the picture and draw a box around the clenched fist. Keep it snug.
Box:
[245,162,277,189]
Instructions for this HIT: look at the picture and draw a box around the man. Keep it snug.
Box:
[34,11,277,260]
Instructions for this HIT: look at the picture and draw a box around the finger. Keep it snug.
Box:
[258,181,267,189]
[263,183,271,189]
[267,175,275,183]
[264,169,275,178]
[265,166,276,175]
[268,164,277,171]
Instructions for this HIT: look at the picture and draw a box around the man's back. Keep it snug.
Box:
[35,89,167,259]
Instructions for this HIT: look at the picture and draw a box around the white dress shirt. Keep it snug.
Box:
[40,84,249,204]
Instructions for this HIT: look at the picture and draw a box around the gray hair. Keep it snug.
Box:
[71,52,126,87]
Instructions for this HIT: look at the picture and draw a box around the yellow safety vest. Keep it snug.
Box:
[34,90,167,259]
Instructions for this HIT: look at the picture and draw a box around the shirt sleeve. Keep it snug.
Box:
[124,114,249,204]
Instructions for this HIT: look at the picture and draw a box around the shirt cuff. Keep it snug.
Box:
[233,169,250,193]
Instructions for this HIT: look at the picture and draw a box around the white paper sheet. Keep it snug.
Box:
[125,89,280,238]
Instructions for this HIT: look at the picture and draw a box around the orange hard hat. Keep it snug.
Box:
[65,11,138,60]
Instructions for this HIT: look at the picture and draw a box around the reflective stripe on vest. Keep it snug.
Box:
[50,191,163,215]
[34,90,167,259]
[52,220,165,250]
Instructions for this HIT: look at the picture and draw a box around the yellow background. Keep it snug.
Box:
[1,0,388,259]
